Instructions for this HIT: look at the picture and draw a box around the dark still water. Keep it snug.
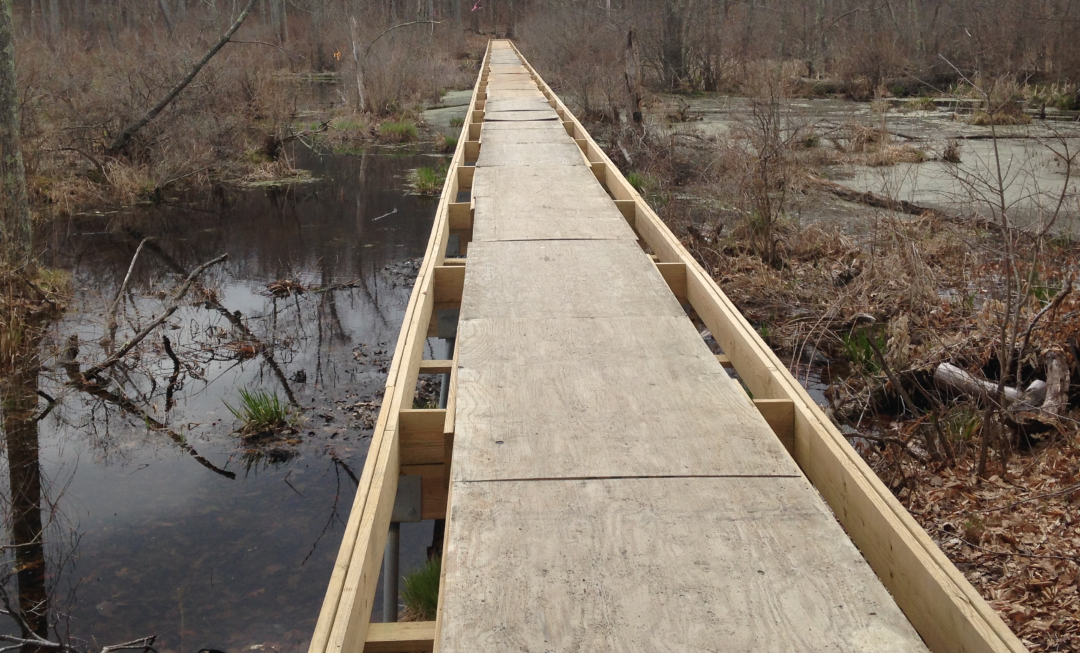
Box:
[2,148,447,652]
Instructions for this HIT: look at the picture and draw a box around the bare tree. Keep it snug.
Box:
[0,0,30,265]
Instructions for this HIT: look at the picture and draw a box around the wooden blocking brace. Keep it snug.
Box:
[364,622,436,652]
[399,409,447,466]
[464,140,481,163]
[419,360,454,375]
[477,91,487,101]
[753,398,795,455]
[715,354,734,368]
[562,121,575,137]
[396,462,448,520]
[614,200,637,231]
[590,161,607,186]
[574,138,588,153]
[470,109,484,124]
[448,203,473,230]
[433,265,465,305]
[456,166,475,190]
[475,99,486,111]
[468,123,481,140]
[654,262,687,304]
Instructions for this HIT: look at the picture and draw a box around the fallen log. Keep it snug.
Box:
[934,362,1025,404]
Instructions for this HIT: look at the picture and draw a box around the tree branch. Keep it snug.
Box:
[106,0,259,155]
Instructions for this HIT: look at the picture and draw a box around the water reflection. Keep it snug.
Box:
[2,147,444,651]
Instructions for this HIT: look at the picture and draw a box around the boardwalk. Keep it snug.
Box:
[309,41,1027,653]
[439,40,925,652]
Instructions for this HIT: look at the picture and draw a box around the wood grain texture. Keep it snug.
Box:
[471,196,633,242]
[458,240,685,320]
[437,477,928,653]
[452,316,800,481]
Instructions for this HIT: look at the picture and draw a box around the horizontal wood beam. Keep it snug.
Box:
[442,258,467,266]
[363,621,435,652]
[419,359,453,374]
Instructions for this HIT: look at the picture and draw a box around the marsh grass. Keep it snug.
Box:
[411,164,447,195]
[400,556,441,621]
[441,135,459,152]
[225,388,292,437]
[379,121,419,143]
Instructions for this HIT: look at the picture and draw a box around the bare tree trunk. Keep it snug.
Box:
[0,0,31,264]
[106,0,259,155]
[350,16,366,112]
[158,0,175,34]
[624,26,643,124]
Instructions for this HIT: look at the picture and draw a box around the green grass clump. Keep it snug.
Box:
[379,121,419,142]
[840,328,885,373]
[449,116,465,128]
[401,556,441,621]
[626,171,646,192]
[225,388,290,436]
[411,165,446,195]
[901,97,937,112]
[442,135,458,152]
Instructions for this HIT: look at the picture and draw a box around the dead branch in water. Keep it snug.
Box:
[82,254,228,380]
[106,237,150,335]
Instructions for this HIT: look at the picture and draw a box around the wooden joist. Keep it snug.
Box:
[418,359,454,374]
[363,622,435,653]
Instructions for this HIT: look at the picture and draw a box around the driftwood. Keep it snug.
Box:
[106,0,258,155]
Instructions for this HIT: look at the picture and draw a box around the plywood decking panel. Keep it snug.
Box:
[458,240,685,320]
[483,109,560,122]
[484,98,555,113]
[437,477,928,652]
[451,317,801,481]
[475,141,587,167]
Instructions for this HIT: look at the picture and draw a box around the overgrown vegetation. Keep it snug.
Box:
[379,121,420,143]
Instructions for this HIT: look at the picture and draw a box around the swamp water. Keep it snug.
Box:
[2,148,449,652]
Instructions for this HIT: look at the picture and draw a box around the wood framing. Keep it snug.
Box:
[306,42,489,653]
[506,40,1024,653]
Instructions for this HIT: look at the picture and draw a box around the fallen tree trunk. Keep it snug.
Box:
[106,0,258,156]
[934,362,1025,405]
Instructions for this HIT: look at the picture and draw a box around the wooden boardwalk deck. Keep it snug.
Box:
[309,40,1028,653]
[437,40,925,652]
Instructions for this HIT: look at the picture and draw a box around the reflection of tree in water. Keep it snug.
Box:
[2,363,49,644]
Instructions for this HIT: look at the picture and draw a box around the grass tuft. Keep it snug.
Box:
[441,135,458,152]
[411,164,446,195]
[379,121,419,143]
[225,388,291,436]
[401,556,441,621]
[449,116,465,128]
